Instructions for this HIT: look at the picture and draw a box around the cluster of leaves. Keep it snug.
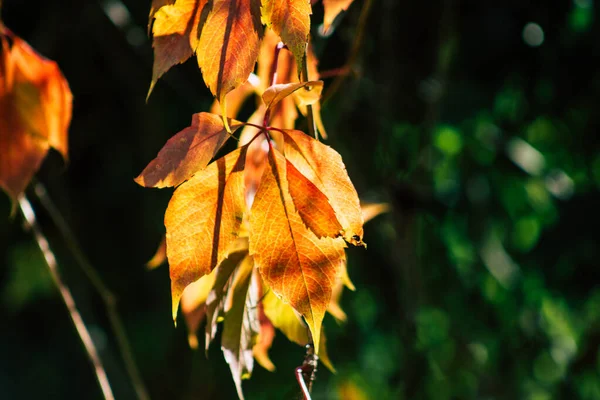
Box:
[0,20,72,209]
[140,0,384,397]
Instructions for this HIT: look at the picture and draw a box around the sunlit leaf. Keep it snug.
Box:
[262,80,323,110]
[135,112,244,188]
[252,296,276,371]
[180,268,217,348]
[286,158,342,238]
[249,148,346,352]
[146,236,167,269]
[282,129,364,245]
[322,0,354,32]
[261,0,312,71]
[197,0,264,104]
[204,240,248,350]
[221,255,257,400]
[0,24,72,207]
[166,147,247,320]
[148,0,208,96]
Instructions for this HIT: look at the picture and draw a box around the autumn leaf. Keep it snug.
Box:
[0,24,72,208]
[146,236,167,269]
[221,256,257,400]
[166,147,247,320]
[261,0,312,71]
[286,158,342,238]
[262,286,335,371]
[249,147,346,352]
[148,0,208,97]
[262,80,323,110]
[135,112,244,188]
[322,0,354,32]
[282,129,364,245]
[180,267,217,348]
[197,0,264,105]
[148,0,176,31]
[204,241,248,349]
[252,296,276,371]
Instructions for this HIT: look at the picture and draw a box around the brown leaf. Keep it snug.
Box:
[197,0,264,104]
[149,0,208,96]
[322,0,354,32]
[166,147,247,321]
[249,147,346,352]
[286,158,342,238]
[0,24,72,207]
[135,112,244,188]
[262,80,323,110]
[261,0,312,71]
[282,129,364,245]
[221,255,257,400]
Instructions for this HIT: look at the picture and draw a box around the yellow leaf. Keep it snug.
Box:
[166,147,247,321]
[261,0,312,71]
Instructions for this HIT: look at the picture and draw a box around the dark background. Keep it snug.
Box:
[2,0,600,399]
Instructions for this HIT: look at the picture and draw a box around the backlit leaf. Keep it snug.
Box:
[262,286,308,346]
[249,148,346,352]
[282,129,364,245]
[204,240,248,350]
[166,147,247,320]
[221,255,257,400]
[262,80,323,110]
[261,0,312,70]
[286,158,342,238]
[252,296,276,371]
[135,112,244,188]
[180,268,217,348]
[146,235,167,269]
[322,0,354,32]
[197,0,264,104]
[0,24,72,207]
[149,0,208,96]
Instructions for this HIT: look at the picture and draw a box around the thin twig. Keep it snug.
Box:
[32,182,150,400]
[18,194,115,400]
[295,343,318,400]
[300,47,317,139]
[321,0,374,106]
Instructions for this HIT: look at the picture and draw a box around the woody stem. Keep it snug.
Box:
[301,46,317,139]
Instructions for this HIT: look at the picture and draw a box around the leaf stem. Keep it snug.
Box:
[300,47,317,140]
[263,41,285,129]
[18,194,115,400]
[32,182,150,400]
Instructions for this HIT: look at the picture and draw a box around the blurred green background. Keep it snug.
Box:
[2,0,600,399]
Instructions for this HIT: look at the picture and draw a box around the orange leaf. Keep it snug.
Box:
[261,0,312,70]
[148,0,208,96]
[146,235,167,269]
[0,24,72,207]
[135,112,244,188]
[361,201,390,222]
[262,80,323,110]
[249,147,346,353]
[197,0,264,104]
[282,130,364,245]
[322,0,354,32]
[166,147,247,320]
[252,290,276,371]
[180,267,217,348]
[286,158,342,238]
[221,255,257,400]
